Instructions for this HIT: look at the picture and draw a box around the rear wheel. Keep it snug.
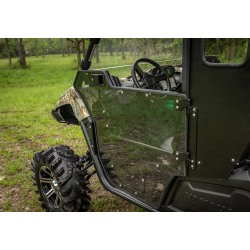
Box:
[31,145,92,212]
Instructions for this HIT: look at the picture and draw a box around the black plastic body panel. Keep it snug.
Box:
[188,39,250,180]
[52,105,79,126]
[163,170,250,212]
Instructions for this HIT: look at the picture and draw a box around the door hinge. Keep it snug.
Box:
[188,106,198,116]
[174,99,190,111]
[175,151,189,162]
[175,151,196,170]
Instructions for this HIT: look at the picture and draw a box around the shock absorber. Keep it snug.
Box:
[79,150,96,180]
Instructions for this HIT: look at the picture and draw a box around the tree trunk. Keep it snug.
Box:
[76,49,81,67]
[60,38,64,57]
[35,40,38,57]
[82,39,86,58]
[143,39,147,57]
[134,42,136,56]
[15,38,21,61]
[121,38,125,60]
[105,47,107,56]
[74,38,81,66]
[70,40,73,55]
[19,38,26,66]
[5,38,12,66]
[161,43,164,53]
[130,46,132,56]
[42,39,45,58]
[110,42,113,56]
[96,45,100,63]
[67,39,70,56]
[116,48,119,56]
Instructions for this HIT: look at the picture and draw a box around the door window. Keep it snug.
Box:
[91,38,183,92]
[205,38,249,64]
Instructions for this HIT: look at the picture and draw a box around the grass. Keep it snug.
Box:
[0,51,182,211]
[4,198,11,210]
[0,52,163,212]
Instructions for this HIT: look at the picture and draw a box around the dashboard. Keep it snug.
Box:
[150,65,182,91]
[118,64,182,92]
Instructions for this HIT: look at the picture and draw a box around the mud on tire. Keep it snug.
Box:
[31,145,92,212]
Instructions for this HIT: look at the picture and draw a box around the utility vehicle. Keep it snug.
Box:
[31,38,250,212]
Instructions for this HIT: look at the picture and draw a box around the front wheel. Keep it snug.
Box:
[31,145,92,212]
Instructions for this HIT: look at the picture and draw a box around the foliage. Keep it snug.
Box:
[24,38,48,57]
[1,38,249,66]
[0,38,17,59]
[205,38,248,63]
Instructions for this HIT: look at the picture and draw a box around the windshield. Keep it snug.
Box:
[91,38,182,78]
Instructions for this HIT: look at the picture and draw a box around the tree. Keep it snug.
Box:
[46,38,54,54]
[165,38,182,58]
[26,38,41,57]
[113,39,121,56]
[15,38,21,61]
[151,38,158,55]
[67,39,70,56]
[108,39,113,56]
[216,38,220,55]
[134,40,137,56]
[205,38,248,63]
[137,38,149,57]
[19,38,26,66]
[67,38,85,67]
[34,39,39,57]
[40,39,48,58]
[60,38,65,57]
[15,38,26,65]
[121,38,126,60]
[47,38,67,55]
[70,40,73,55]
[82,38,88,58]
[5,38,12,66]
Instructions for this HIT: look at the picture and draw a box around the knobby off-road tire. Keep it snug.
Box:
[31,145,92,212]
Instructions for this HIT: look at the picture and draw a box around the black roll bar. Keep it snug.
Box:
[80,38,101,70]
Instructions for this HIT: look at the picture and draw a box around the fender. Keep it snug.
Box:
[51,86,90,124]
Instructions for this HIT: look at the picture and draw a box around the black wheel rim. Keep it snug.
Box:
[39,166,62,209]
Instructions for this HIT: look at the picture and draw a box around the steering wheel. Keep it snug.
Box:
[131,58,171,90]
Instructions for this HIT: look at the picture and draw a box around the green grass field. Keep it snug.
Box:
[0,52,149,212]
[0,51,181,212]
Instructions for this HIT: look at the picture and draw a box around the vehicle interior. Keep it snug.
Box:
[89,38,184,92]
[109,59,183,92]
